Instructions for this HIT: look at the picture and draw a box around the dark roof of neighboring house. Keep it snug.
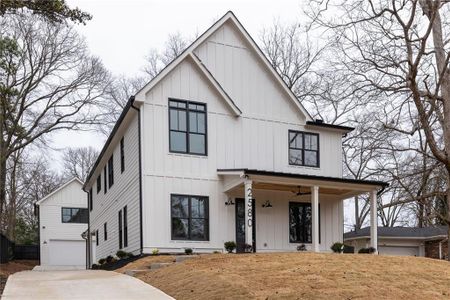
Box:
[344,226,448,240]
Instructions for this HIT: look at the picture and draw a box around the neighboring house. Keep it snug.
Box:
[36,178,89,268]
[344,226,448,259]
[83,11,388,265]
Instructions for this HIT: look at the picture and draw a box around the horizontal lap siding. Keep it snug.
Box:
[88,113,141,262]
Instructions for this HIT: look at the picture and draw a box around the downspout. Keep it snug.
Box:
[130,96,144,255]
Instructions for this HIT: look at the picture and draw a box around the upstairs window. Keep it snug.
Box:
[120,137,125,173]
[103,166,107,194]
[108,155,114,188]
[288,130,319,167]
[89,188,93,212]
[169,99,207,155]
[62,207,88,224]
[97,175,101,194]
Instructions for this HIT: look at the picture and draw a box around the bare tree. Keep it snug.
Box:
[62,146,99,181]
[0,14,110,234]
[143,32,188,79]
[308,0,450,258]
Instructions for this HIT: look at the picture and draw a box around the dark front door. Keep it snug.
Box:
[235,198,256,253]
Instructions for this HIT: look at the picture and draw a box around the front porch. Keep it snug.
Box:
[218,169,388,253]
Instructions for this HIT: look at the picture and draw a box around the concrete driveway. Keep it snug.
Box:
[1,270,174,300]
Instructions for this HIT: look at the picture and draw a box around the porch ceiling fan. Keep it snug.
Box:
[292,186,311,196]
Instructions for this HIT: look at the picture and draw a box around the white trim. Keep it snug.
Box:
[344,235,447,241]
[135,11,312,121]
[35,177,84,206]
[188,53,241,116]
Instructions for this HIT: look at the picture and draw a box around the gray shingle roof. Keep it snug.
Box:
[344,226,448,240]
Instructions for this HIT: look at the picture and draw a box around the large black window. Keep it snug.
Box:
[123,206,128,247]
[289,202,320,244]
[88,188,93,212]
[169,99,207,155]
[104,223,107,241]
[171,194,209,241]
[118,210,123,249]
[103,166,107,194]
[108,155,114,188]
[62,207,88,224]
[120,137,125,173]
[289,130,319,167]
[97,175,101,194]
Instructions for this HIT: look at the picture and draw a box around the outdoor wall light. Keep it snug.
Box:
[225,198,235,206]
[262,200,273,208]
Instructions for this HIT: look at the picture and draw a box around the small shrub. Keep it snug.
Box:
[98,258,106,265]
[106,255,115,263]
[185,248,193,255]
[331,242,344,253]
[151,248,159,256]
[358,247,377,254]
[213,250,221,254]
[244,243,253,253]
[91,264,99,269]
[296,244,307,251]
[116,250,128,259]
[127,252,135,258]
[224,241,236,253]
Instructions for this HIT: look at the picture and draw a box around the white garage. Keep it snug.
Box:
[48,240,86,266]
[378,245,420,256]
[36,178,89,268]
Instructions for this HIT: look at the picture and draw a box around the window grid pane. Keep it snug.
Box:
[288,130,319,167]
[171,195,208,241]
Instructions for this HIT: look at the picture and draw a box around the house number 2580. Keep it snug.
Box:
[246,187,253,227]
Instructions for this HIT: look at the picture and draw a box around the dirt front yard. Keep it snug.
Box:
[120,253,450,299]
[0,260,38,294]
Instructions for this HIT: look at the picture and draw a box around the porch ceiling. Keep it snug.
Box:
[252,182,350,195]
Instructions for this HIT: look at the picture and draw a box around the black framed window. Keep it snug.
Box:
[289,202,320,243]
[171,194,209,241]
[108,155,114,188]
[88,188,93,212]
[62,207,88,224]
[104,223,107,241]
[169,99,207,155]
[123,206,128,247]
[97,175,101,194]
[103,166,107,194]
[96,230,99,246]
[288,130,319,167]
[118,210,123,249]
[120,137,125,173]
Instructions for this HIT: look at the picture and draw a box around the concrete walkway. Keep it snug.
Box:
[1,270,174,300]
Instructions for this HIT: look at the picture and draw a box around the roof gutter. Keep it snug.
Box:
[83,96,137,191]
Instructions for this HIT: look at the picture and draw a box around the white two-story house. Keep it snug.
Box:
[83,11,387,264]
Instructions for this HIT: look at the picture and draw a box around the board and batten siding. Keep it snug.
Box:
[88,111,141,262]
[139,19,344,252]
[39,179,87,266]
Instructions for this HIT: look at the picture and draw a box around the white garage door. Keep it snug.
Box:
[378,245,419,256]
[49,240,86,266]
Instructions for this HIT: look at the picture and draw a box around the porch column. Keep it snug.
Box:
[311,186,319,252]
[370,190,378,253]
[244,178,253,250]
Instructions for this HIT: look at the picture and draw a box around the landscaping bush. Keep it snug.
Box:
[185,248,193,255]
[224,241,236,253]
[297,244,307,251]
[244,243,253,253]
[91,264,99,269]
[116,250,128,259]
[151,248,159,256]
[106,255,116,263]
[331,242,344,253]
[213,250,221,254]
[98,258,106,265]
[358,247,377,254]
